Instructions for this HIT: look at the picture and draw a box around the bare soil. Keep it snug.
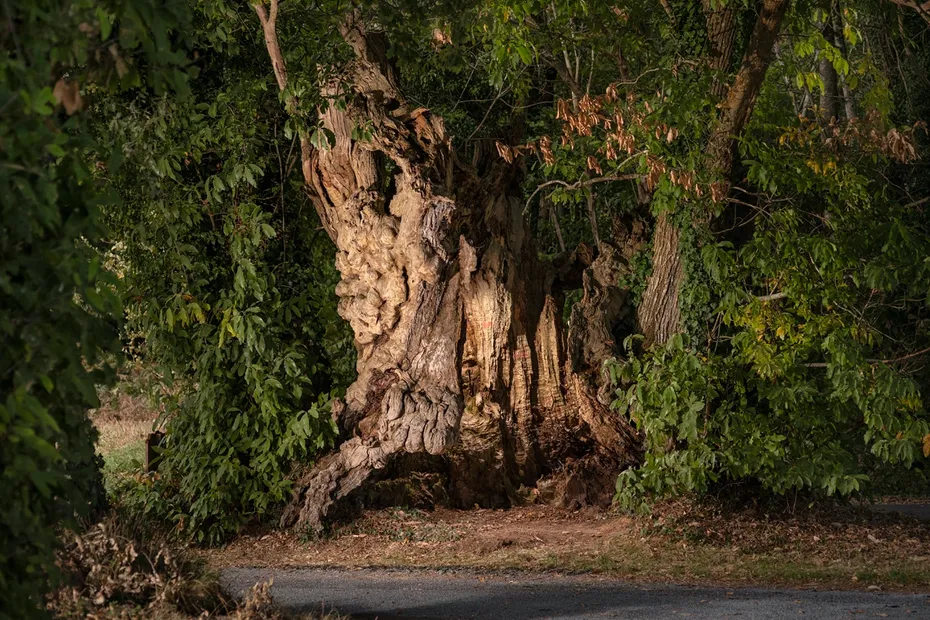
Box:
[200,501,930,592]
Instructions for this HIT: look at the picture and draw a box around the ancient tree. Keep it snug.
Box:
[249,0,790,530]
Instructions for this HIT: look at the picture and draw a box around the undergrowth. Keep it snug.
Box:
[48,510,349,619]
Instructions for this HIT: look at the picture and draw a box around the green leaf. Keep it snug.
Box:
[97,7,112,40]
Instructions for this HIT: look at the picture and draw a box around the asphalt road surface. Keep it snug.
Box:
[869,503,930,522]
[223,567,930,619]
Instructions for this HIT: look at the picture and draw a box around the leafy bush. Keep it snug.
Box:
[613,332,929,509]
[611,4,930,507]
[613,160,930,506]
[0,2,191,615]
[96,4,354,542]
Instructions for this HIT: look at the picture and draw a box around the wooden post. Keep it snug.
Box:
[145,431,165,473]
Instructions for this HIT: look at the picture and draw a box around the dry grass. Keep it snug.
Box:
[90,385,162,493]
[201,502,930,592]
[235,579,350,620]
[49,511,233,619]
[91,391,160,456]
[88,374,929,599]
[71,379,350,619]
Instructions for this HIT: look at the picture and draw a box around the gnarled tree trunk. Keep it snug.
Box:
[254,7,642,532]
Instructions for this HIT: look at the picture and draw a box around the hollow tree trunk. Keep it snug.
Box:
[254,7,641,532]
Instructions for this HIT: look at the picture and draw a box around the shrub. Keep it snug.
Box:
[48,512,231,619]
[0,2,190,615]
[95,4,354,542]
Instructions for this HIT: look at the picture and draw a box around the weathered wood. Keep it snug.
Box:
[255,10,642,531]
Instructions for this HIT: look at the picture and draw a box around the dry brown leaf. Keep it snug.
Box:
[109,44,130,78]
[52,79,84,115]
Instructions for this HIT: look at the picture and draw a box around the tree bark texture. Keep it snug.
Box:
[637,0,791,347]
[255,9,642,531]
[819,3,840,122]
[702,0,740,98]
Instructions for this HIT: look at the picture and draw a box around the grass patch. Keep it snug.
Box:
[101,438,146,492]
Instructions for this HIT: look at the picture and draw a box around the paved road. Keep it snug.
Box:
[223,568,930,619]
[870,503,930,522]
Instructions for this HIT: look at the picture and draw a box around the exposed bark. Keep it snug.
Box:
[637,214,684,346]
[702,0,740,98]
[819,5,840,122]
[568,219,648,403]
[638,0,791,346]
[704,0,792,182]
[833,9,858,122]
[254,8,641,531]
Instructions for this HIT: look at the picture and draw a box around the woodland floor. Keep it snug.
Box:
[92,395,930,594]
[200,502,930,592]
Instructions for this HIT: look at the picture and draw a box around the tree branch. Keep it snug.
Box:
[705,0,792,180]
[885,0,930,23]
[756,291,787,302]
[524,171,640,214]
[253,0,288,94]
[804,345,930,368]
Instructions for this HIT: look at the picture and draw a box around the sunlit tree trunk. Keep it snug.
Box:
[254,7,641,531]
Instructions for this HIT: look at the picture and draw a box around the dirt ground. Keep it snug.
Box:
[200,501,930,592]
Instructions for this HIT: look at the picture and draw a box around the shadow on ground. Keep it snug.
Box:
[224,567,930,620]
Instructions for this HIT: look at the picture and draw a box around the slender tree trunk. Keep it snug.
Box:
[254,7,641,531]
[833,8,858,122]
[637,0,791,346]
[819,3,840,122]
[637,214,683,346]
[702,0,739,98]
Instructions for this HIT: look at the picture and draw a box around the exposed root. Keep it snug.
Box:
[282,381,462,532]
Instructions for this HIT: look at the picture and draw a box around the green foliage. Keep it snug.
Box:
[0,0,191,616]
[587,0,930,507]
[615,149,930,508]
[381,0,930,506]
[612,0,930,505]
[6,0,924,576]
[614,334,870,509]
[96,3,354,543]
